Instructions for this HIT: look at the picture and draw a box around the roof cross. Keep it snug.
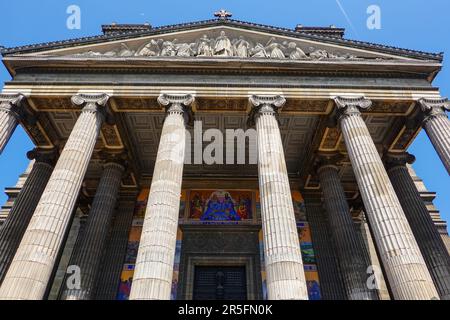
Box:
[214,9,232,20]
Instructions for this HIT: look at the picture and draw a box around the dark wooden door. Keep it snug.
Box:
[193,266,247,300]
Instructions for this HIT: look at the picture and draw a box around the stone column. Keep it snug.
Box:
[418,98,450,174]
[0,93,109,300]
[0,148,57,284]
[316,154,378,300]
[61,158,125,300]
[304,195,347,300]
[385,152,450,300]
[335,96,439,300]
[248,95,308,300]
[94,191,138,300]
[130,93,193,300]
[0,94,24,155]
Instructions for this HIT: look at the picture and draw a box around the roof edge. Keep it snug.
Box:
[0,18,443,62]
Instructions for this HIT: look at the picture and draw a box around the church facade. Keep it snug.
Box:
[0,13,449,300]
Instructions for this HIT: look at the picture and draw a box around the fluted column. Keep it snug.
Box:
[0,94,24,155]
[304,196,347,300]
[335,96,439,300]
[316,154,377,300]
[418,98,450,174]
[0,93,109,300]
[385,152,450,300]
[0,148,57,284]
[130,93,193,300]
[249,95,308,300]
[61,158,125,300]
[94,192,138,300]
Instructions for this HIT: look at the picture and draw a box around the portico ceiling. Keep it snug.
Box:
[31,94,404,199]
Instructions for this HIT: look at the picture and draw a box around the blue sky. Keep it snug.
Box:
[0,0,449,224]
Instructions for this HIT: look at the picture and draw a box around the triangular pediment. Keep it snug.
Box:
[9,24,436,62]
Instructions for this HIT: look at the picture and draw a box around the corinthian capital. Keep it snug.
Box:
[158,93,194,124]
[334,96,372,120]
[0,93,25,119]
[247,94,286,126]
[418,97,450,124]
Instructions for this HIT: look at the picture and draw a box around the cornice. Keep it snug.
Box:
[2,55,441,80]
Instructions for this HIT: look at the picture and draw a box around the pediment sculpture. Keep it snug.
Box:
[72,31,382,60]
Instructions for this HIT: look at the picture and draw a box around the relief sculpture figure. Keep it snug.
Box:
[136,39,162,56]
[197,35,213,57]
[161,40,177,56]
[288,42,308,60]
[250,42,268,58]
[176,42,195,57]
[73,33,365,61]
[214,31,233,56]
[233,36,251,58]
[265,37,286,59]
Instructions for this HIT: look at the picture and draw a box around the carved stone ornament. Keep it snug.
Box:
[98,150,129,170]
[418,97,450,123]
[157,93,195,124]
[384,151,416,170]
[26,147,58,166]
[214,9,233,20]
[71,93,110,122]
[71,93,109,110]
[334,96,372,120]
[0,93,25,119]
[70,32,373,61]
[315,152,344,173]
[247,94,286,126]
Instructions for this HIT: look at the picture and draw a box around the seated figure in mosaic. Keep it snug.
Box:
[200,190,241,221]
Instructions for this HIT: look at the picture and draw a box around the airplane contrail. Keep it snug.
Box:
[335,0,359,37]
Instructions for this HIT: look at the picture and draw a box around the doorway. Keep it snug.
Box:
[193,266,247,300]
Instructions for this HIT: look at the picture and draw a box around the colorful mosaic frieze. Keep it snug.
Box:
[189,190,253,221]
